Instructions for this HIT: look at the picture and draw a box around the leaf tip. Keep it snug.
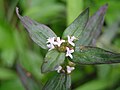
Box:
[16,7,21,19]
[84,7,89,19]
[85,7,89,14]
[99,4,108,14]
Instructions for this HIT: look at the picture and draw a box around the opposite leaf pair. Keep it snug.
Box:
[16,6,88,73]
[16,4,120,75]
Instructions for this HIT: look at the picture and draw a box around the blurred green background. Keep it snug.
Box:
[0,0,120,90]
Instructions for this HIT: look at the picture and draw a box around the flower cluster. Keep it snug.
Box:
[46,35,76,74]
[55,65,75,74]
[46,35,76,59]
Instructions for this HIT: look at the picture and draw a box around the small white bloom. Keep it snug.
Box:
[66,47,74,59]
[66,66,75,74]
[54,37,65,47]
[67,35,76,46]
[47,43,55,50]
[55,66,62,73]
[46,37,56,44]
[46,37,56,50]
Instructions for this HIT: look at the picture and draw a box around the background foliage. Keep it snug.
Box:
[0,0,120,90]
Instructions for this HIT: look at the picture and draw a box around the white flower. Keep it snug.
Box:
[47,43,55,50]
[46,37,56,50]
[66,66,75,74]
[67,35,76,46]
[55,66,62,73]
[66,47,74,59]
[54,37,65,47]
[46,37,56,44]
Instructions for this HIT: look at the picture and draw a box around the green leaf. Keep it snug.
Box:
[62,8,89,39]
[72,46,120,64]
[42,50,65,73]
[76,4,108,46]
[16,7,57,49]
[16,63,42,90]
[43,73,71,90]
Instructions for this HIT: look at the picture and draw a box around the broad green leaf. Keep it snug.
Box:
[16,63,42,90]
[43,73,71,90]
[0,68,16,80]
[42,50,65,73]
[16,7,57,49]
[62,8,89,39]
[72,46,120,64]
[76,4,108,46]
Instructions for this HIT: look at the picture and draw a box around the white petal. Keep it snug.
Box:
[69,54,73,59]
[61,39,65,43]
[67,35,75,46]
[47,44,51,48]
[55,66,62,73]
[57,37,61,42]
[66,47,69,51]
[47,44,55,51]
[66,66,72,73]
[54,37,65,47]
[46,37,55,44]
[70,49,74,53]
[66,47,74,59]
[71,36,76,41]
[66,66,75,74]
[70,42,75,46]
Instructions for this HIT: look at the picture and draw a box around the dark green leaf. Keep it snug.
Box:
[42,50,65,73]
[16,64,42,90]
[76,4,108,46]
[62,8,89,39]
[72,46,120,64]
[43,73,71,90]
[16,7,57,49]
